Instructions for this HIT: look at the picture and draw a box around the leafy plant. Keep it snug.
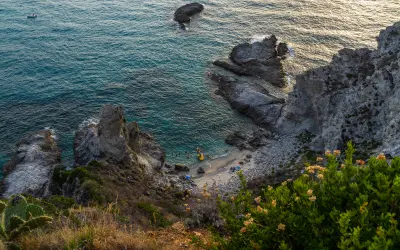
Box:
[0,195,52,242]
[214,143,400,249]
[137,202,171,228]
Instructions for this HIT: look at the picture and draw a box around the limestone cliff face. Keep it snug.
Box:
[1,130,61,198]
[277,21,400,154]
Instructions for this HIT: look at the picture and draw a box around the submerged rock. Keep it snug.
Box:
[174,2,204,23]
[1,130,61,198]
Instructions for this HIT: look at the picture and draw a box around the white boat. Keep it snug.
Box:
[27,14,37,18]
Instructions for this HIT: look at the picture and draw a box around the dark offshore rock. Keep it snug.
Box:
[174,2,204,23]
[277,21,400,155]
[213,73,285,129]
[1,130,61,198]
[74,104,165,170]
[214,35,289,88]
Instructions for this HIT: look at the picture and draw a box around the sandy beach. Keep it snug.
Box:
[189,149,254,188]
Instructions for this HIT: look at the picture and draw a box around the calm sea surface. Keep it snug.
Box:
[0,0,399,167]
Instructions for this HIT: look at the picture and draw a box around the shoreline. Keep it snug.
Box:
[188,149,253,188]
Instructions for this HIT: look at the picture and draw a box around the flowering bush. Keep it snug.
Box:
[215,143,400,249]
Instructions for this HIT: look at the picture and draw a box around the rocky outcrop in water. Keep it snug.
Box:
[277,21,400,155]
[174,2,204,24]
[74,104,164,169]
[214,35,289,88]
[1,130,61,198]
[212,73,285,129]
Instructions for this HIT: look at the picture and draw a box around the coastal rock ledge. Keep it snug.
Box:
[1,130,61,198]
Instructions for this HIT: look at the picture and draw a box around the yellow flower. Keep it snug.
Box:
[268,185,273,191]
[281,181,287,186]
[307,189,313,196]
[356,160,365,165]
[277,223,286,231]
[316,157,323,162]
[318,174,324,179]
[262,208,268,214]
[377,153,386,160]
[245,213,251,219]
[295,196,300,201]
[271,200,277,207]
[308,168,315,174]
[325,150,332,156]
[257,206,263,212]
[231,196,236,201]
[360,201,368,214]
[333,150,341,156]
[184,204,188,207]
[309,196,317,202]
[243,218,254,227]
[340,164,345,169]
[287,178,293,182]
[240,227,247,233]
[254,196,261,204]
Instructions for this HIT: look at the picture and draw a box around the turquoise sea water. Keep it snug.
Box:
[1,0,399,168]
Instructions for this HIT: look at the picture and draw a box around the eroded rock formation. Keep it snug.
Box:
[214,35,289,88]
[1,130,61,198]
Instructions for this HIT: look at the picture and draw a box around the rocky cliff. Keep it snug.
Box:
[216,22,400,192]
[277,21,400,155]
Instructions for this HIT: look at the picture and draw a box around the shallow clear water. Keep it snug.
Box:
[0,0,399,167]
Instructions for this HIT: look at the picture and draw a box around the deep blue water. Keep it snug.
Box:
[1,0,399,168]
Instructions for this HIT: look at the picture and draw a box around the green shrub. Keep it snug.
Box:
[24,195,76,216]
[215,143,400,249]
[137,202,171,228]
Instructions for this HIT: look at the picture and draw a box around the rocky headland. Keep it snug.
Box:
[205,21,400,193]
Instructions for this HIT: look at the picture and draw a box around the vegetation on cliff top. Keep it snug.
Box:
[210,143,400,249]
[2,143,400,249]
